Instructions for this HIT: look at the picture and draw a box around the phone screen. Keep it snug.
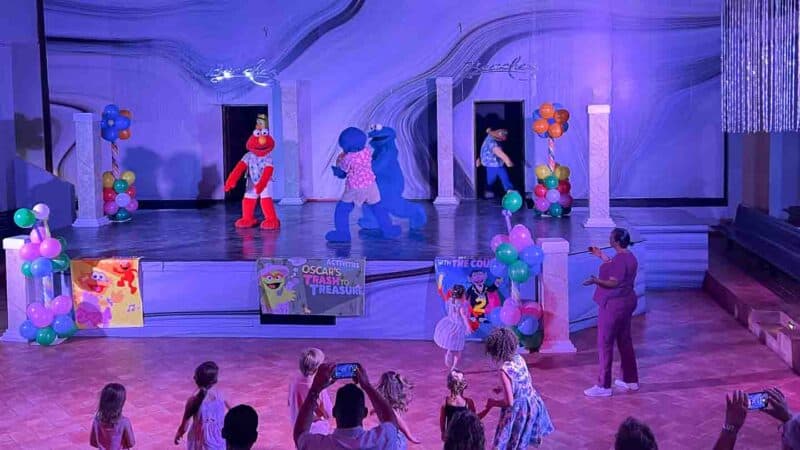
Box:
[333,363,357,380]
[747,392,768,410]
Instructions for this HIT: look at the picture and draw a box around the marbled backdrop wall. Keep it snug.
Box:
[43,0,723,201]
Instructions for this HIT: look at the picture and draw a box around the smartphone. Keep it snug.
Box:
[747,391,768,410]
[333,363,358,380]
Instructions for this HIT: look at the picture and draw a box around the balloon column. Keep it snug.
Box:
[531,102,573,217]
[100,104,138,222]
[486,191,545,348]
[13,203,77,346]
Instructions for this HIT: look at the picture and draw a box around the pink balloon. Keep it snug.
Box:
[29,226,47,243]
[127,199,139,212]
[559,194,573,208]
[500,304,521,326]
[520,301,542,320]
[490,234,510,252]
[509,224,534,251]
[26,302,45,320]
[20,242,41,261]
[39,238,62,259]
[51,295,73,315]
[27,301,54,327]
[104,201,119,215]
[534,198,550,212]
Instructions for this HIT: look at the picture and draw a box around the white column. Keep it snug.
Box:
[72,113,109,227]
[434,77,459,205]
[2,237,35,342]
[583,104,615,228]
[536,237,576,353]
[279,80,308,205]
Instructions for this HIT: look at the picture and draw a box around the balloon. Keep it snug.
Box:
[101,127,118,142]
[520,245,544,267]
[539,103,555,119]
[114,115,131,131]
[51,294,73,315]
[534,184,547,198]
[13,208,36,228]
[557,179,571,194]
[52,253,71,272]
[53,315,77,338]
[113,179,129,194]
[520,302,543,319]
[104,201,119,216]
[32,203,50,220]
[36,327,57,346]
[554,109,570,123]
[27,301,53,327]
[559,194,573,208]
[126,185,137,197]
[20,242,40,261]
[516,316,539,336]
[547,117,555,125]
[29,226,47,243]
[490,234,510,252]
[102,104,120,118]
[127,199,139,212]
[488,308,504,328]
[548,122,563,138]
[543,175,559,189]
[21,261,33,278]
[502,190,523,213]
[534,197,550,212]
[509,224,534,251]
[548,203,563,217]
[118,129,131,140]
[102,172,115,189]
[121,170,136,185]
[115,208,132,221]
[39,238,62,259]
[500,304,522,326]
[119,109,132,119]
[495,243,519,265]
[534,164,551,180]
[537,132,548,138]
[508,260,530,283]
[102,188,116,203]
[489,258,508,278]
[57,236,68,250]
[533,109,541,119]
[30,257,53,278]
[532,118,549,134]
[19,320,38,341]
[115,193,131,207]
[555,165,571,180]
[545,189,561,204]
[561,121,569,133]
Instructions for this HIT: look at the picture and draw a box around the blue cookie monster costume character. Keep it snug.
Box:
[327,127,401,242]
[357,124,427,230]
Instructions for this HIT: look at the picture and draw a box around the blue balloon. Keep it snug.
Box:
[101,127,118,142]
[30,257,53,278]
[516,316,539,336]
[537,132,548,138]
[520,245,544,267]
[19,320,38,340]
[114,115,131,131]
[553,102,564,110]
[547,117,555,125]
[533,109,541,119]
[53,314,76,337]
[102,104,120,118]
[562,122,569,133]
[489,258,508,278]
[488,308,503,328]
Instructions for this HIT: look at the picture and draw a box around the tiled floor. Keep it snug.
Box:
[1,290,798,450]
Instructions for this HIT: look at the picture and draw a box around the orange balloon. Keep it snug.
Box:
[532,118,549,134]
[539,103,555,119]
[119,109,132,119]
[548,122,563,138]
[118,129,131,140]
[554,109,570,123]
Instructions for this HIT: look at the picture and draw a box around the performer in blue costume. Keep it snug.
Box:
[357,124,427,230]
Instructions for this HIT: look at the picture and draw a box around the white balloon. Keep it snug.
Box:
[115,193,131,207]
[32,203,50,220]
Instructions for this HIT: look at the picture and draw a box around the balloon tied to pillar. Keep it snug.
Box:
[13,203,77,346]
[99,104,138,222]
[531,102,572,218]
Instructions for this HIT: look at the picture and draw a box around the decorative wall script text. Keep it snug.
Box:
[464,56,535,81]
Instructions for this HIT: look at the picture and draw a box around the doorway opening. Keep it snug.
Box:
[474,101,525,199]
[222,105,269,202]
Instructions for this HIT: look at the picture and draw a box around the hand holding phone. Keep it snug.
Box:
[747,391,768,410]
[333,363,358,380]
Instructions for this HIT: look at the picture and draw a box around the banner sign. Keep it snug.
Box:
[70,258,143,329]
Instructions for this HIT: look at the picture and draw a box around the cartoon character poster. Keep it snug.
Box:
[434,257,512,338]
[257,257,365,321]
[70,258,144,328]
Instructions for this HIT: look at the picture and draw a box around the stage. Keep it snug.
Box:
[22,202,712,341]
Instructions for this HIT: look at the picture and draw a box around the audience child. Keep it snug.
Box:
[222,405,258,450]
[90,383,136,450]
[288,348,333,435]
[615,417,657,450]
[444,410,486,450]
[376,370,421,444]
[433,279,472,370]
[439,370,477,441]
[174,361,231,449]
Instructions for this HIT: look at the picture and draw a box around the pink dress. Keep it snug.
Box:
[187,388,226,450]
[433,300,468,351]
[288,375,333,434]
[92,416,133,450]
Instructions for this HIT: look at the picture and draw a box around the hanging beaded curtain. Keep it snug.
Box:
[722,0,800,132]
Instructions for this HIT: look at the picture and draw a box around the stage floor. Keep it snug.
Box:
[55,202,707,261]
[0,291,796,449]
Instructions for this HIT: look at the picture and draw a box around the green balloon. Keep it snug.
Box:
[548,203,563,217]
[495,243,518,265]
[21,261,33,278]
[543,175,559,189]
[501,190,523,213]
[508,260,530,282]
[56,236,68,250]
[113,179,129,194]
[115,208,132,221]
[13,208,36,228]
[52,253,71,272]
[36,327,57,346]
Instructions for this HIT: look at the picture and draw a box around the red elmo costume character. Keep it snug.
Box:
[224,114,280,229]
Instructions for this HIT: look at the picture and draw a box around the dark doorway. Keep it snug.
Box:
[222,105,269,202]
[474,101,525,199]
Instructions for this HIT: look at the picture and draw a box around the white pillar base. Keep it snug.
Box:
[583,217,616,228]
[73,216,110,228]
[279,197,306,206]
[433,196,459,205]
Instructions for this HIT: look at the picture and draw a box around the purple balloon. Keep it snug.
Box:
[115,193,131,207]
[559,193,573,208]
[127,199,139,212]
[509,224,534,252]
[20,242,41,261]
[39,238,62,259]
[500,303,521,326]
[51,294,73,315]
[27,302,54,328]
[29,226,47,243]
[534,197,550,212]
[490,234,510,252]
[104,200,119,215]
[545,189,561,204]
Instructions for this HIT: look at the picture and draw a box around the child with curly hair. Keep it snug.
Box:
[376,371,421,445]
